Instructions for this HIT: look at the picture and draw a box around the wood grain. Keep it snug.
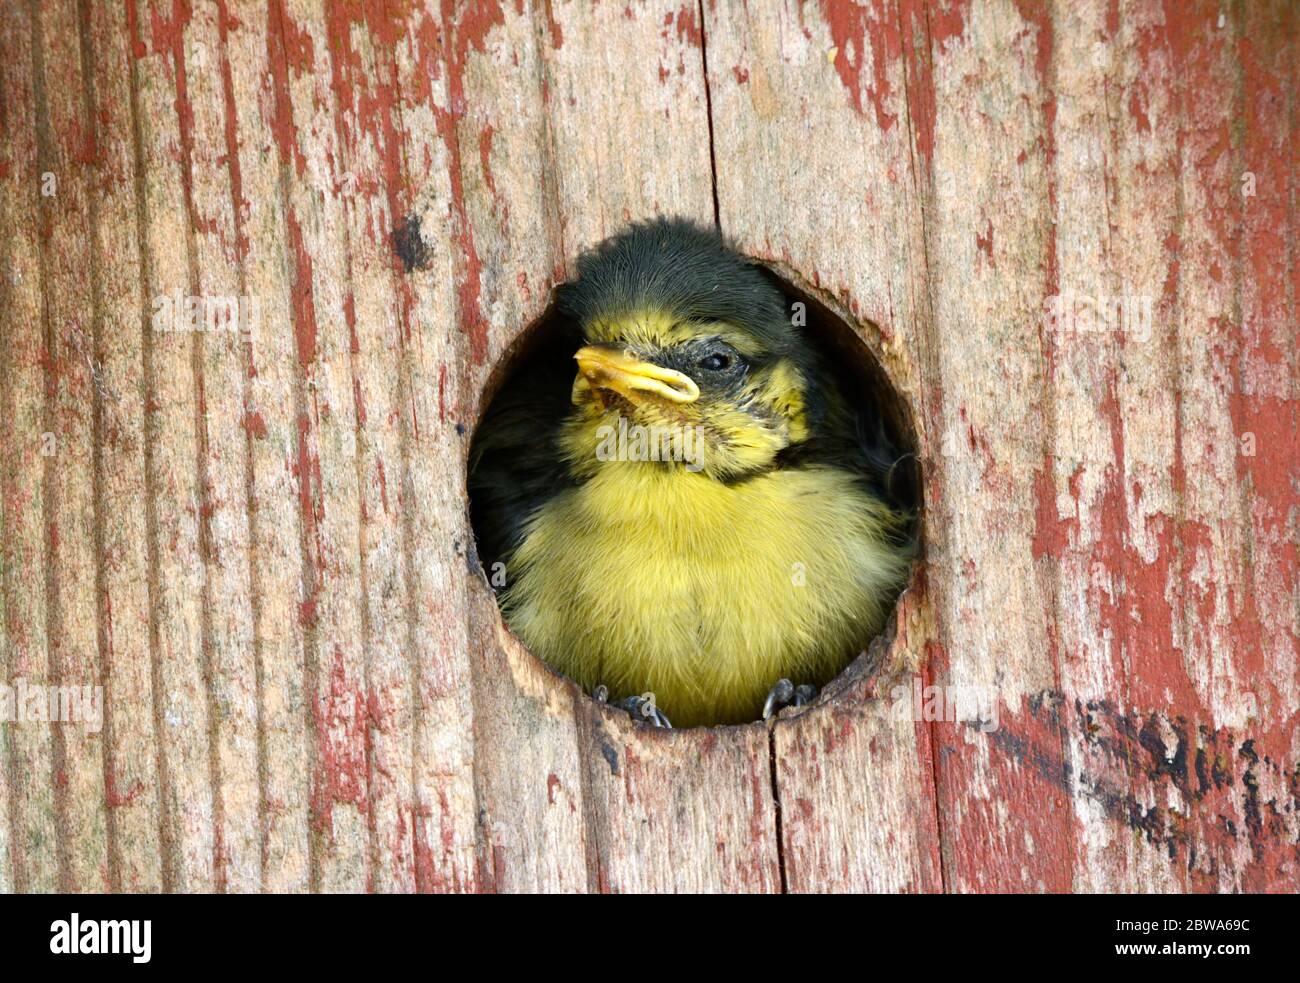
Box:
[1,0,57,895]
[0,0,1294,893]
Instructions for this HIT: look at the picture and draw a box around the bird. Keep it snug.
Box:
[468,218,914,728]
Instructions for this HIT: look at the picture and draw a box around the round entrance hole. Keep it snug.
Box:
[468,224,922,729]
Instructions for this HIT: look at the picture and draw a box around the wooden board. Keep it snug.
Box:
[0,0,1294,893]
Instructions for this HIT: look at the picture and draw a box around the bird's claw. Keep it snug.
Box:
[594,685,672,729]
[762,679,817,719]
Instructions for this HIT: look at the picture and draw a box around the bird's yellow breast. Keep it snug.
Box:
[502,461,909,726]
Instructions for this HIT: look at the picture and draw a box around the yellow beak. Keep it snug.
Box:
[574,345,699,405]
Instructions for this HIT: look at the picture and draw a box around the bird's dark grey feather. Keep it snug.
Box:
[468,325,580,576]
[556,217,797,359]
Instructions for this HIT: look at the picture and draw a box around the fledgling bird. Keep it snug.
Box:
[469,219,914,728]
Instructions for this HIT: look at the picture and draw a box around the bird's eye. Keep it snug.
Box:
[698,352,732,372]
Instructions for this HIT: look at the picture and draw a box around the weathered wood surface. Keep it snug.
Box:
[0,0,1294,893]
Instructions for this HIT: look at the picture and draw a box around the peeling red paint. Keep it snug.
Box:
[818,0,899,130]
[1226,0,1298,890]
[896,0,969,167]
[401,1,505,364]
[283,210,317,368]
[1031,460,1078,560]
[674,3,702,47]
[241,410,268,440]
[352,378,367,427]
[280,4,315,74]
[409,796,470,893]
[266,0,308,177]
[105,772,145,809]
[543,0,563,49]
[1127,87,1151,133]
[974,218,994,265]
[125,0,149,60]
[478,122,497,196]
[344,292,359,354]
[216,0,250,263]
[974,693,1300,888]
[293,413,323,524]
[311,646,369,836]
[375,456,389,514]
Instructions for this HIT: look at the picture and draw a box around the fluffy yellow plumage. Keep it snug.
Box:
[469,219,913,727]
[503,460,909,726]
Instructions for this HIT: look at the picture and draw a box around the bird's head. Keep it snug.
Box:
[556,219,815,482]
